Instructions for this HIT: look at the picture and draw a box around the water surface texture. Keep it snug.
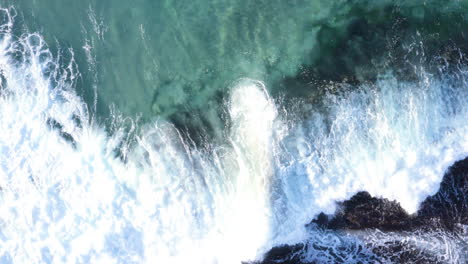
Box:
[0,1,467,263]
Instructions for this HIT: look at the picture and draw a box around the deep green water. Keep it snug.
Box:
[3,0,467,136]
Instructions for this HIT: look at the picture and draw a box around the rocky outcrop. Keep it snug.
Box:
[256,157,468,264]
[417,157,467,230]
[312,191,411,231]
[312,157,467,232]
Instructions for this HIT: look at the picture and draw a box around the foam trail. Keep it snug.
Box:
[0,8,280,263]
[271,72,468,246]
[124,79,278,263]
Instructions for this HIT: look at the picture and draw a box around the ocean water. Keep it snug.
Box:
[0,1,467,263]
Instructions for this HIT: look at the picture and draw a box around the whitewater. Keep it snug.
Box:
[0,7,466,264]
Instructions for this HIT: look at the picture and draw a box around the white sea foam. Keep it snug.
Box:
[271,73,468,244]
[0,7,466,264]
[0,9,278,262]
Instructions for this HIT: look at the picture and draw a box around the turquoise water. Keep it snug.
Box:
[0,1,467,263]
[5,0,467,130]
[7,0,331,121]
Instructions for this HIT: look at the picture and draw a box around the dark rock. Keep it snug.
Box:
[325,191,411,231]
[255,244,310,264]
[311,212,329,228]
[46,118,77,149]
[416,157,468,230]
[255,157,468,264]
[316,157,468,232]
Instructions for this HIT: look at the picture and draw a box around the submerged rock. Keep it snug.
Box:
[255,157,468,264]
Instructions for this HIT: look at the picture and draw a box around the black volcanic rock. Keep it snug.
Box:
[313,157,468,232]
[257,244,308,264]
[323,191,411,231]
[417,157,468,230]
[255,157,468,264]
